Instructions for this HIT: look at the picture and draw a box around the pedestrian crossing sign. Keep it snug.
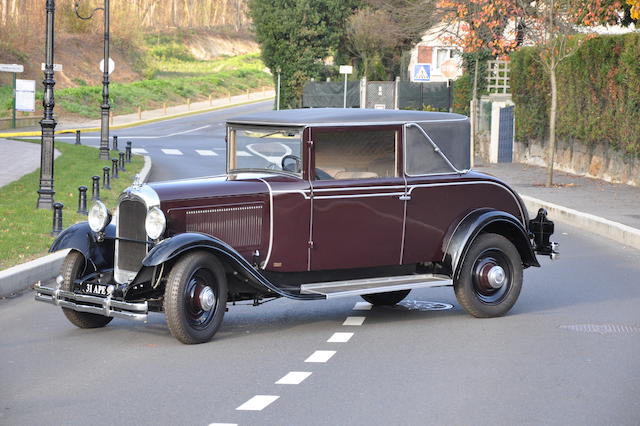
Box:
[413,63,431,82]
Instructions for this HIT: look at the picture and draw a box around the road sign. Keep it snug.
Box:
[0,64,24,73]
[15,79,36,112]
[413,63,431,82]
[339,65,353,75]
[440,59,460,79]
[99,58,115,75]
[41,63,64,72]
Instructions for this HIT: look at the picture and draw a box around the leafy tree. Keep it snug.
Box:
[249,0,360,108]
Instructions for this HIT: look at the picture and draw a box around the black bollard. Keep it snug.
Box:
[112,135,119,151]
[102,166,111,190]
[126,141,132,162]
[91,176,100,201]
[75,130,81,145]
[112,158,119,179]
[119,152,126,171]
[52,202,64,236]
[77,186,88,215]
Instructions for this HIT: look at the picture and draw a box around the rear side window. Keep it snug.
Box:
[314,129,398,180]
[405,125,455,175]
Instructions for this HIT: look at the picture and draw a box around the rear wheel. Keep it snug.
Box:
[361,289,411,306]
[454,233,523,318]
[60,251,113,329]
[164,252,227,344]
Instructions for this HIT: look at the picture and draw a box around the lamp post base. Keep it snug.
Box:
[37,188,55,209]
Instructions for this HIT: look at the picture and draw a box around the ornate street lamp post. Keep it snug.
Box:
[74,0,110,160]
[37,0,57,209]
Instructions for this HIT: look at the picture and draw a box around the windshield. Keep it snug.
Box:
[228,126,303,176]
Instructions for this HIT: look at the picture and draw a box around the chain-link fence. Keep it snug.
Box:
[302,82,360,108]
[302,80,452,111]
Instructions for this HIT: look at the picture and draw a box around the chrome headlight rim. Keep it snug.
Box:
[145,206,166,241]
[88,200,111,233]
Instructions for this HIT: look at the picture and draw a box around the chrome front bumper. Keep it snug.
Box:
[34,282,148,322]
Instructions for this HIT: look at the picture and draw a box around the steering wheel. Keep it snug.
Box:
[281,154,302,173]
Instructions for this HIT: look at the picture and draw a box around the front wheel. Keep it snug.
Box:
[60,251,113,329]
[454,233,523,318]
[164,251,227,344]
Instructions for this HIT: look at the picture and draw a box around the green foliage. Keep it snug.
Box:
[0,140,144,269]
[249,0,360,108]
[55,66,271,119]
[452,51,493,115]
[510,33,640,157]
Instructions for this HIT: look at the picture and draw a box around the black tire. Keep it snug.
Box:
[454,233,523,318]
[164,251,227,344]
[60,251,113,329]
[361,289,411,306]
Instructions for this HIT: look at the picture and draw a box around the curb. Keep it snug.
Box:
[0,156,153,299]
[521,195,640,250]
[0,95,274,138]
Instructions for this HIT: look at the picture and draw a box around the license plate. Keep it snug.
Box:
[83,283,108,296]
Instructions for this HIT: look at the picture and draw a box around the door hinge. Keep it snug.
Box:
[307,140,314,147]
[399,194,411,201]
[308,240,314,249]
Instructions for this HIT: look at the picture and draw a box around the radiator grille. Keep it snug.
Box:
[117,199,148,272]
[186,204,263,249]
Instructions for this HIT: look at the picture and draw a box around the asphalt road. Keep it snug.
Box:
[3,103,640,425]
[53,100,275,181]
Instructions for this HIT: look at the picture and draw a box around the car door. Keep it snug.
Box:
[309,126,407,271]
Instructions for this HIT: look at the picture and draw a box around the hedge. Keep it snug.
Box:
[510,33,640,157]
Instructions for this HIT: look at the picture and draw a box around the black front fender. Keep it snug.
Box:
[143,233,322,301]
[443,209,539,282]
[49,222,116,272]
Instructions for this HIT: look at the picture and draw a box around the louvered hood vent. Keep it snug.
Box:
[185,203,263,249]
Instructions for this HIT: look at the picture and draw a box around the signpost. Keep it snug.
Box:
[0,64,24,129]
[41,63,63,72]
[15,80,36,113]
[339,65,353,108]
[99,57,115,75]
[412,63,431,82]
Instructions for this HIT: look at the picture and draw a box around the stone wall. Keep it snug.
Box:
[513,138,640,187]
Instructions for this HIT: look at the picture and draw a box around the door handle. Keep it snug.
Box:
[399,194,411,201]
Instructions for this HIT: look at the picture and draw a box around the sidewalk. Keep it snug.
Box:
[0,89,275,136]
[0,139,60,187]
[475,160,640,249]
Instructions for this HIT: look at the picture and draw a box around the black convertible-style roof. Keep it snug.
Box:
[227,108,467,127]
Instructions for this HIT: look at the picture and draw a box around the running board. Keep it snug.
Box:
[300,274,452,299]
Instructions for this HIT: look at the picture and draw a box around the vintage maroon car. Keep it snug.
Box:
[35,109,557,344]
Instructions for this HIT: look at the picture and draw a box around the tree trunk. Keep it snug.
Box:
[471,54,480,167]
[546,63,558,187]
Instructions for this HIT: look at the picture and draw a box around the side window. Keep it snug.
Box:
[405,125,455,175]
[314,129,398,180]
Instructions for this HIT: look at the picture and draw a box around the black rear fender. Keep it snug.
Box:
[443,209,539,282]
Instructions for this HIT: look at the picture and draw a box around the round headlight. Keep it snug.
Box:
[88,201,111,233]
[145,207,166,240]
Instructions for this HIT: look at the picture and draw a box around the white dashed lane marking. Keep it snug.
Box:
[236,395,280,411]
[275,371,312,385]
[353,302,372,310]
[208,423,237,426]
[305,350,336,363]
[131,148,148,154]
[327,332,354,343]
[237,150,251,156]
[196,149,218,156]
[343,316,366,326]
[161,149,183,155]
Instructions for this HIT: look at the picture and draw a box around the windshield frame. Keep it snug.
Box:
[227,124,304,177]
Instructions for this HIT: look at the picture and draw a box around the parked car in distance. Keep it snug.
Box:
[35,109,558,344]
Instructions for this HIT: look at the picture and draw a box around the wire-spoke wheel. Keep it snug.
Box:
[164,252,227,344]
[454,233,523,318]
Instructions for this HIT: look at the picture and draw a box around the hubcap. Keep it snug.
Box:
[487,265,506,289]
[199,286,216,311]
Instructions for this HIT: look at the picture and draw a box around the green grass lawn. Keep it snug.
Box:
[0,140,144,270]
